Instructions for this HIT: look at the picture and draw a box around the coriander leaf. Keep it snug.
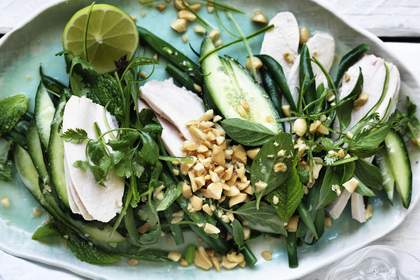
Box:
[73,160,89,171]
[61,128,88,144]
[336,69,363,129]
[251,132,294,206]
[0,94,29,136]
[32,223,60,242]
[107,131,140,151]
[234,201,287,235]
[86,141,113,184]
[221,118,276,146]
[268,165,304,221]
[67,234,120,265]
[156,183,182,212]
[139,132,159,165]
[231,219,245,249]
[355,159,383,190]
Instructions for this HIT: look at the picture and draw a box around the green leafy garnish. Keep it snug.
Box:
[221,118,276,146]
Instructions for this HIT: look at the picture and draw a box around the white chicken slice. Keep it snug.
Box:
[140,79,205,140]
[307,32,335,88]
[338,55,386,129]
[260,12,300,77]
[287,32,336,104]
[138,100,185,157]
[64,159,93,220]
[351,192,366,223]
[338,56,401,130]
[62,96,124,222]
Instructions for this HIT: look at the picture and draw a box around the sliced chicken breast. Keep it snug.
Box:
[138,100,185,157]
[62,96,124,223]
[260,12,300,77]
[140,79,205,156]
[307,32,335,87]
[338,55,387,129]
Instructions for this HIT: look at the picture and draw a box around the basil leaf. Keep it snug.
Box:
[235,201,287,235]
[355,159,383,190]
[251,132,294,205]
[268,165,304,221]
[221,118,276,147]
[156,183,182,212]
[231,219,245,249]
[336,69,363,129]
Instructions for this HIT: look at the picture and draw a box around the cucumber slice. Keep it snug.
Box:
[48,98,69,207]
[14,145,46,205]
[27,124,49,183]
[200,38,281,133]
[375,150,395,202]
[384,131,412,208]
[35,82,55,148]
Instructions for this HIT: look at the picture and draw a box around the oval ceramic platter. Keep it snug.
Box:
[0,0,419,279]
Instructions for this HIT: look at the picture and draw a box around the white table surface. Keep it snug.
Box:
[1,1,420,280]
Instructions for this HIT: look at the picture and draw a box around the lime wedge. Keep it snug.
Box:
[63,4,139,73]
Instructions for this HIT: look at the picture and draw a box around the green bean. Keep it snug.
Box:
[260,66,283,114]
[165,64,202,94]
[297,204,318,240]
[287,232,298,268]
[183,244,196,265]
[334,43,369,87]
[137,26,202,84]
[299,44,316,108]
[39,66,67,97]
[256,54,296,111]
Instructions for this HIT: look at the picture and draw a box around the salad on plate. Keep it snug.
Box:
[0,0,419,271]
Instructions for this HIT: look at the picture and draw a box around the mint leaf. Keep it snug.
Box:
[67,234,120,265]
[268,165,304,221]
[0,95,29,135]
[234,201,287,235]
[61,128,88,144]
[250,132,294,206]
[32,223,60,242]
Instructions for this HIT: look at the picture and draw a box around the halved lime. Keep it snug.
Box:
[63,4,139,73]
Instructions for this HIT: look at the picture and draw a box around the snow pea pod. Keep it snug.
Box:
[256,54,297,111]
[334,43,369,87]
[137,26,202,84]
